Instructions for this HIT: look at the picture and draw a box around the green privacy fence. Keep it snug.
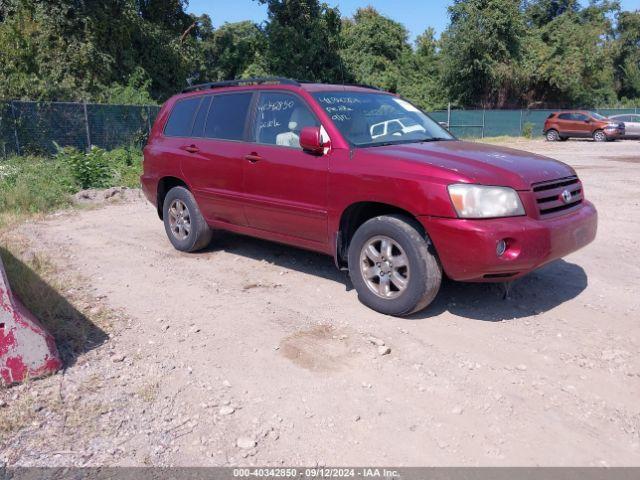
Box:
[1,100,638,158]
[429,107,640,139]
[0,100,161,158]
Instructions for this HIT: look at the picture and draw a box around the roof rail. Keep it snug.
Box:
[348,83,383,91]
[182,77,300,93]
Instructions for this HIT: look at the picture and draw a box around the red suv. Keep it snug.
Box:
[544,110,625,142]
[142,78,598,316]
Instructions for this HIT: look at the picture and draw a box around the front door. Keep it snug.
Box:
[242,91,329,245]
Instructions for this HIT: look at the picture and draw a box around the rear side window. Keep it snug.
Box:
[205,93,253,141]
[191,96,212,137]
[164,97,201,137]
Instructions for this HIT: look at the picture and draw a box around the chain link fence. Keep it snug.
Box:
[0,100,161,158]
[1,100,638,159]
[430,107,640,139]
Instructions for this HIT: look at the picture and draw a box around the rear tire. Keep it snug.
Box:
[348,215,442,316]
[545,129,560,142]
[162,186,212,252]
[593,130,607,142]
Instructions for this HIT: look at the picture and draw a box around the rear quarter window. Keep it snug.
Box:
[164,97,201,137]
[558,113,572,120]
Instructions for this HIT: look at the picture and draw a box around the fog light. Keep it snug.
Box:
[496,239,507,257]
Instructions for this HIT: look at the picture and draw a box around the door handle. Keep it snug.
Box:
[181,144,200,153]
[245,153,263,163]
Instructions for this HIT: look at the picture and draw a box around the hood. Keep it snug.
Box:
[364,140,576,190]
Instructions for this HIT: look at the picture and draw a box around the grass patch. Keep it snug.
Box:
[0,147,142,228]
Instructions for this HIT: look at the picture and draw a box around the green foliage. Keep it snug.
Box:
[199,21,265,81]
[98,68,156,105]
[0,155,75,215]
[341,7,411,91]
[522,2,619,107]
[0,0,638,108]
[257,0,344,82]
[54,145,142,189]
[55,146,113,189]
[522,122,535,138]
[440,0,526,107]
[0,147,143,226]
[107,147,144,188]
[614,11,640,100]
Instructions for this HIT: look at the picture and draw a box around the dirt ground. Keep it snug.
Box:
[1,139,639,467]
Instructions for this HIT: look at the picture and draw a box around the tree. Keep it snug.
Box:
[256,0,343,82]
[0,0,199,101]
[521,0,619,107]
[440,0,526,107]
[199,21,265,81]
[396,28,447,110]
[523,0,580,27]
[614,10,640,100]
[340,7,410,92]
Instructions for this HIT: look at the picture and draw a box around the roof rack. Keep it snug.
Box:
[298,80,382,91]
[182,77,300,93]
[346,83,382,91]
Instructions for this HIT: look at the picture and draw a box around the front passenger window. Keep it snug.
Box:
[254,93,319,149]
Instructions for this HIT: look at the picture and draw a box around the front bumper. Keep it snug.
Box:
[419,201,598,282]
[604,126,625,138]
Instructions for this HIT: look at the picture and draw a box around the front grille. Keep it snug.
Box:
[532,176,583,216]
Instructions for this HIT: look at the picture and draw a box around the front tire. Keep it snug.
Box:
[593,130,607,142]
[348,215,442,316]
[162,186,212,252]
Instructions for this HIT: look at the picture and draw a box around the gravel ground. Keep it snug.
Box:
[1,139,639,467]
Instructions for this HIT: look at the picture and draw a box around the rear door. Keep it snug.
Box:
[180,91,254,226]
[241,91,329,245]
[556,113,574,135]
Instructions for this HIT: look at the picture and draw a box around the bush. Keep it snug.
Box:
[0,155,76,216]
[55,145,113,189]
[54,145,143,189]
[522,122,535,139]
[107,147,143,189]
[0,146,143,229]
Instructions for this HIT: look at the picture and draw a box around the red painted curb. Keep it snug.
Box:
[0,257,62,386]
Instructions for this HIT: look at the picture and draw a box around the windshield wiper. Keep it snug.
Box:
[415,137,451,143]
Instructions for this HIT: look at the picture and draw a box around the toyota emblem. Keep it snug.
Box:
[561,190,573,204]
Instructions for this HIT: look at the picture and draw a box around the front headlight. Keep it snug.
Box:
[448,184,525,218]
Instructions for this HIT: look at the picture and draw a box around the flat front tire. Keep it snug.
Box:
[348,215,442,316]
[162,186,212,252]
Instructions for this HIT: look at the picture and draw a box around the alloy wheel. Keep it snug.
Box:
[168,199,191,240]
[359,235,410,299]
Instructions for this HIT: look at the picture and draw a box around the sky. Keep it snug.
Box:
[187,0,640,42]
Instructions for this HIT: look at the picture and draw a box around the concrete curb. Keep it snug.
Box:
[0,256,62,386]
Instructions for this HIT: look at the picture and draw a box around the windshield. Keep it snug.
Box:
[312,91,454,147]
[591,112,608,121]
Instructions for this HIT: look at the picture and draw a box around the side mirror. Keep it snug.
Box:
[439,121,449,128]
[300,126,326,154]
